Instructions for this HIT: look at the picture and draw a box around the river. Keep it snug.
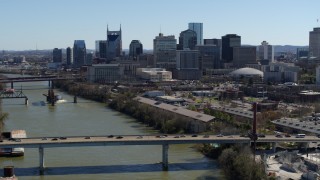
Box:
[0,74,224,180]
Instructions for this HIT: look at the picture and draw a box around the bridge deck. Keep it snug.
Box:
[0,135,319,149]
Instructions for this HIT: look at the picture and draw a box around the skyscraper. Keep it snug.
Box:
[106,25,122,60]
[309,27,320,58]
[188,23,203,45]
[178,29,197,50]
[52,48,62,63]
[153,33,177,69]
[66,47,72,66]
[95,40,107,59]
[129,40,143,58]
[221,34,241,63]
[258,41,274,65]
[73,40,86,68]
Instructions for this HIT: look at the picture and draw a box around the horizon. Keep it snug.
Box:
[1,0,319,50]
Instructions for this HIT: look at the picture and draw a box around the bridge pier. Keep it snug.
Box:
[11,81,13,89]
[272,142,277,153]
[39,147,45,173]
[162,143,169,171]
[25,97,28,105]
[74,96,77,103]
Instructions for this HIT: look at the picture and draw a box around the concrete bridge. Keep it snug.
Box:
[0,76,75,89]
[1,134,319,172]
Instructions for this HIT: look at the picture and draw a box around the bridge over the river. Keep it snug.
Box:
[0,134,318,172]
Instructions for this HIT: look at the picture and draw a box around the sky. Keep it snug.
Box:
[0,0,319,50]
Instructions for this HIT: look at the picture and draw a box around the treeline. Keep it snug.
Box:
[218,146,267,180]
[109,93,188,134]
[0,81,8,133]
[54,80,112,103]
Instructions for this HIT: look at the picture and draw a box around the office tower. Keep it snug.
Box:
[195,45,221,70]
[52,48,62,63]
[73,40,86,68]
[129,40,143,58]
[296,48,309,60]
[177,29,197,50]
[153,33,177,69]
[95,40,107,59]
[106,25,122,60]
[204,38,222,46]
[258,41,274,65]
[188,23,203,45]
[66,47,72,66]
[176,50,199,70]
[222,34,241,63]
[309,27,320,58]
[233,46,257,68]
[86,53,93,65]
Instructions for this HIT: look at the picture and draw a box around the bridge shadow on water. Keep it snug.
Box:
[0,162,216,176]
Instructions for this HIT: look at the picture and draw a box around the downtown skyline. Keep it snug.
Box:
[1,0,320,50]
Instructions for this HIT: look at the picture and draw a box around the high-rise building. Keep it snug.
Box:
[95,40,107,59]
[66,47,72,66]
[258,41,274,65]
[222,34,241,63]
[153,33,177,69]
[129,40,143,58]
[177,29,197,50]
[195,45,221,70]
[176,50,199,70]
[73,40,86,68]
[204,38,221,46]
[309,27,320,58]
[106,26,122,60]
[233,46,257,68]
[296,48,309,60]
[188,23,203,45]
[52,48,62,63]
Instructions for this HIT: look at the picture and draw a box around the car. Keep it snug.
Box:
[136,136,143,139]
[317,134,320,138]
[217,134,224,137]
[174,135,180,138]
[59,137,67,140]
[276,134,283,138]
[14,139,21,142]
[107,135,114,138]
[41,137,47,140]
[84,136,91,139]
[203,135,210,138]
[51,138,58,141]
[257,134,265,138]
[285,134,291,137]
[116,136,123,139]
[191,134,198,137]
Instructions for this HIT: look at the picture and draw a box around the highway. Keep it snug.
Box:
[1,134,320,149]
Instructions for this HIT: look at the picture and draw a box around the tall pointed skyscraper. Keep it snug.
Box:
[106,25,122,60]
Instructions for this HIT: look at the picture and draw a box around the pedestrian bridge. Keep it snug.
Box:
[0,134,319,172]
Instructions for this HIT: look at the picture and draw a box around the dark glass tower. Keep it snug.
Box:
[73,40,86,68]
[178,29,197,50]
[106,25,122,60]
[221,34,241,63]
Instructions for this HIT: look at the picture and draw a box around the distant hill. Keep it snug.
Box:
[273,45,308,53]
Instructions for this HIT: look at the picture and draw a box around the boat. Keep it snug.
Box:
[0,130,26,157]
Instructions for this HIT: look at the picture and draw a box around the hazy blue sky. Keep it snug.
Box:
[1,0,319,50]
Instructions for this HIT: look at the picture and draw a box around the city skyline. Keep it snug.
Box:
[1,0,320,50]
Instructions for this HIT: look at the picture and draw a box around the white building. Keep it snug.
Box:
[258,41,274,64]
[87,64,124,83]
[136,68,172,82]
